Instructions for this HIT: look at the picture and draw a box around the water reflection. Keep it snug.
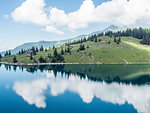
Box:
[4,64,150,85]
[13,71,150,113]
[13,78,49,108]
[2,64,150,113]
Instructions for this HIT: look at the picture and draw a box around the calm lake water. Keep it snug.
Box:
[1,64,150,113]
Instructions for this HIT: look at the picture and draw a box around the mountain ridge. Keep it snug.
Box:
[0,24,130,55]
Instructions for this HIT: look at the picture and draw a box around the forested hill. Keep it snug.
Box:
[105,27,150,45]
[0,24,129,55]
[2,26,150,64]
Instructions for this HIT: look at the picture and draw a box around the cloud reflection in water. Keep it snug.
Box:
[13,72,150,113]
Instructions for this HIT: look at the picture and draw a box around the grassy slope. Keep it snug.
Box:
[2,36,150,63]
[64,36,150,63]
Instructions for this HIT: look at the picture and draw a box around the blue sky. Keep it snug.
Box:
[0,0,111,51]
[0,0,150,51]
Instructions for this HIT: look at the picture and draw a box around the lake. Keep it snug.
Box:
[0,64,150,113]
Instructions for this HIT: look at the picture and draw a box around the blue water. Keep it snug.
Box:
[1,64,149,113]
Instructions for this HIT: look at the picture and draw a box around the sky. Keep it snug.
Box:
[1,0,150,51]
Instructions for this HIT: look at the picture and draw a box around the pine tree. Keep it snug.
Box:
[0,54,2,58]
[83,37,86,42]
[68,47,71,53]
[79,44,82,50]
[39,56,46,63]
[61,48,64,55]
[114,38,117,42]
[95,38,98,42]
[81,39,83,43]
[0,54,2,62]
[53,45,55,49]
[79,44,85,51]
[5,51,8,57]
[40,46,44,51]
[21,49,24,54]
[45,48,48,52]
[83,44,85,50]
[98,39,101,42]
[36,47,39,52]
[13,56,17,63]
[30,54,33,60]
[31,47,36,53]
[8,50,11,55]
[53,48,57,57]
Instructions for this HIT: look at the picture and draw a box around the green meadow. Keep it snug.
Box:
[2,36,150,64]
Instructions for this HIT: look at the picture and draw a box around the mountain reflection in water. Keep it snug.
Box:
[2,64,150,113]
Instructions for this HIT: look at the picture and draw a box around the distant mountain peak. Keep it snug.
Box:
[105,24,119,30]
[0,24,133,55]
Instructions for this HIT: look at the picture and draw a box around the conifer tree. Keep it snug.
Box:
[53,45,55,49]
[114,38,117,42]
[21,49,24,54]
[61,48,64,55]
[0,54,2,59]
[40,46,44,51]
[36,47,39,52]
[95,38,98,42]
[8,50,11,55]
[39,56,46,63]
[13,56,17,63]
[5,51,8,57]
[30,54,33,60]
[53,48,57,57]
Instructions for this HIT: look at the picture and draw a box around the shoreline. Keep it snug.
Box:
[1,62,150,66]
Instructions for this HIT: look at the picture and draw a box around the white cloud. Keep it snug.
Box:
[66,0,95,30]
[11,0,49,26]
[13,72,150,113]
[13,78,50,108]
[41,26,64,35]
[49,8,68,26]
[11,0,150,34]
[48,0,95,30]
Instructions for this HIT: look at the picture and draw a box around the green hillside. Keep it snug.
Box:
[1,36,150,64]
[0,24,124,55]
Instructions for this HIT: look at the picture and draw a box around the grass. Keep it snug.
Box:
[2,36,150,64]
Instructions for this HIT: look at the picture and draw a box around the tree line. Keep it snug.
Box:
[2,27,150,63]
[105,27,150,45]
[11,46,65,63]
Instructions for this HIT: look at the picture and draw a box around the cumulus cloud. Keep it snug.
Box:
[11,0,150,34]
[11,0,49,26]
[13,72,150,113]
[41,26,64,34]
